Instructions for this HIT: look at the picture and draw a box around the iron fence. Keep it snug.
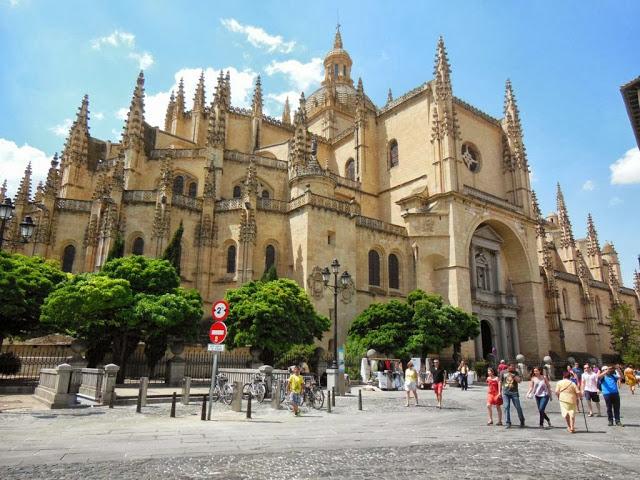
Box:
[0,345,70,385]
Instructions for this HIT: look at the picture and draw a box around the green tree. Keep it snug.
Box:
[162,221,183,276]
[0,252,67,346]
[225,278,330,361]
[610,303,640,365]
[261,264,278,281]
[106,233,125,262]
[100,255,180,294]
[347,290,479,360]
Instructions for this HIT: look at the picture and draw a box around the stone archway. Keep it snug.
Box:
[480,320,493,359]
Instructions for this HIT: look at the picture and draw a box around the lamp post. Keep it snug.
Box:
[0,198,15,250]
[20,216,36,243]
[322,259,351,370]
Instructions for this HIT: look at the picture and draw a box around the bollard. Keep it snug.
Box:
[327,389,332,413]
[246,392,252,419]
[182,377,192,405]
[201,394,207,421]
[271,381,282,410]
[170,391,177,418]
[358,389,362,411]
[231,381,243,412]
[140,377,149,407]
[136,384,143,413]
[331,387,336,407]
[109,386,115,409]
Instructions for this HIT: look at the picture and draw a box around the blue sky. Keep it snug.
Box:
[1,0,639,285]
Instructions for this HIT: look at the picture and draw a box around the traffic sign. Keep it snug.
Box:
[207,343,225,352]
[212,300,230,321]
[209,321,227,344]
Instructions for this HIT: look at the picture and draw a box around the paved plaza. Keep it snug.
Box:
[1,383,639,479]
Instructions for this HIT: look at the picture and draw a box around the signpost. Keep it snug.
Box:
[207,300,229,420]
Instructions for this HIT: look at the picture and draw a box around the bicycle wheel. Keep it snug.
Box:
[242,383,252,399]
[255,383,266,403]
[279,382,286,404]
[222,383,234,405]
[211,386,220,402]
[312,387,324,409]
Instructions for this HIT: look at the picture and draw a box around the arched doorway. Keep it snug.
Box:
[481,320,493,360]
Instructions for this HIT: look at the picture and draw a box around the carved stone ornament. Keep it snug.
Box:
[340,277,356,304]
[307,266,325,299]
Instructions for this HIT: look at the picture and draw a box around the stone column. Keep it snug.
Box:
[498,317,508,360]
[101,364,120,405]
[326,368,345,396]
[512,317,521,358]
[166,341,186,387]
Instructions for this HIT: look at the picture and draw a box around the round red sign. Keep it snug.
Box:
[209,321,227,344]
[212,300,230,321]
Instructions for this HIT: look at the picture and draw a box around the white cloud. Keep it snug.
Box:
[128,51,154,70]
[115,108,129,121]
[93,112,104,121]
[139,67,257,128]
[0,139,50,197]
[91,29,154,70]
[91,30,135,50]
[609,196,623,207]
[265,58,323,92]
[610,147,640,185]
[49,118,72,137]
[220,18,295,53]
[581,180,595,191]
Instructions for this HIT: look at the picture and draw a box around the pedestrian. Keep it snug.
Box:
[527,366,552,428]
[581,363,601,417]
[500,362,525,428]
[624,364,637,395]
[404,361,419,407]
[598,365,624,427]
[568,363,582,413]
[555,371,580,433]
[287,365,304,417]
[458,360,469,391]
[430,359,446,409]
[486,367,503,426]
[497,359,508,374]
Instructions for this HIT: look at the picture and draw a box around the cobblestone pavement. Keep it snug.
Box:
[2,383,639,479]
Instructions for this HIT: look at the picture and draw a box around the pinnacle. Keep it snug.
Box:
[387,88,393,103]
[334,23,343,49]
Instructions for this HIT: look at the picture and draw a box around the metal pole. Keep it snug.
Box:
[333,271,338,369]
[207,352,218,420]
[358,389,362,411]
[170,391,176,418]
[0,218,6,250]
[201,394,207,421]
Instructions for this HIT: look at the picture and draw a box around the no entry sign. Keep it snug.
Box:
[209,321,227,344]
[212,299,229,322]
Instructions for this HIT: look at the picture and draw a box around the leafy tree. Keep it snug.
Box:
[347,290,479,360]
[106,233,125,262]
[275,343,318,369]
[225,278,330,361]
[100,255,180,295]
[261,264,278,281]
[0,252,67,346]
[610,303,640,365]
[162,221,183,276]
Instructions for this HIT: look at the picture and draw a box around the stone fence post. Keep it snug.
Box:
[33,363,75,409]
[101,364,120,405]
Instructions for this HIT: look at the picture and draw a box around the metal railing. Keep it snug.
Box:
[355,215,408,237]
[0,345,70,385]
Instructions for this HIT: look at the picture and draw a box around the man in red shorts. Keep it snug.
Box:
[430,359,446,409]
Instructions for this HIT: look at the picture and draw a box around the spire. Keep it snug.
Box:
[433,36,453,100]
[334,23,343,49]
[164,90,175,131]
[290,92,311,166]
[122,71,145,150]
[15,162,32,204]
[586,213,601,257]
[193,71,206,113]
[0,179,7,202]
[251,75,263,117]
[44,153,60,197]
[634,269,640,297]
[224,71,231,106]
[556,183,575,248]
[503,79,528,170]
[63,95,90,164]
[244,158,259,198]
[356,77,364,97]
[282,96,291,124]
[531,189,546,238]
[175,77,185,115]
[387,88,393,104]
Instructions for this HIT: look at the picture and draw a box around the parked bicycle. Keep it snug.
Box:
[280,374,324,410]
[243,373,267,403]
[211,373,234,405]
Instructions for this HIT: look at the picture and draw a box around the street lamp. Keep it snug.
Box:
[322,258,351,369]
[20,216,36,242]
[0,198,15,250]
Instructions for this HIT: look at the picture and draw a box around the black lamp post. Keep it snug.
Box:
[322,258,351,370]
[20,216,36,243]
[0,198,15,250]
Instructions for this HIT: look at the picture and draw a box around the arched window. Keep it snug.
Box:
[232,185,242,198]
[226,244,236,274]
[389,139,399,168]
[62,244,75,273]
[265,244,276,272]
[188,182,197,198]
[368,250,380,286]
[562,289,571,319]
[388,254,400,290]
[132,237,144,255]
[261,190,270,199]
[345,158,355,180]
[173,176,184,195]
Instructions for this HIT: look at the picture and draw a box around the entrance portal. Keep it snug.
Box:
[481,320,493,360]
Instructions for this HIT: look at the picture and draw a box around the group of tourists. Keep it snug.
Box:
[403,359,447,408]
[485,361,633,433]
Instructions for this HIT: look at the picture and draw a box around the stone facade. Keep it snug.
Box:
[3,28,639,363]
